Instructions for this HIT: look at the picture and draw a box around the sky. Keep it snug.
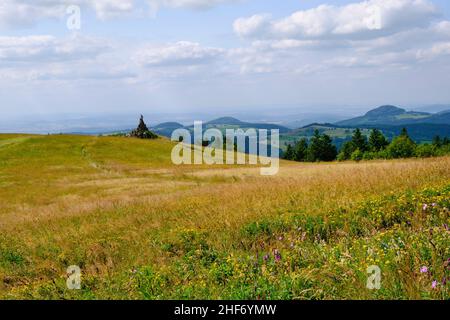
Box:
[1,0,450,121]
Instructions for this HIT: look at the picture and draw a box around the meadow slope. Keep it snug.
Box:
[0,134,449,299]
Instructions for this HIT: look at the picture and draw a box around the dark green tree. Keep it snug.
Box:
[351,128,368,152]
[338,141,355,160]
[443,137,450,146]
[294,138,308,162]
[432,135,442,148]
[321,134,338,161]
[368,129,389,152]
[307,130,321,162]
[400,127,409,137]
[307,130,337,162]
[284,144,295,160]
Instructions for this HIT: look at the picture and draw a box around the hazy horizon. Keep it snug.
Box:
[1,102,449,134]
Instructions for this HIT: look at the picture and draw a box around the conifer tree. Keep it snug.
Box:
[368,129,389,152]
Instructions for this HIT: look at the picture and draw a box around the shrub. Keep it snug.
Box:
[351,149,364,162]
[415,144,437,158]
[362,151,377,160]
[386,135,416,159]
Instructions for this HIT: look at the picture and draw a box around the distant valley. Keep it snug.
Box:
[149,105,450,150]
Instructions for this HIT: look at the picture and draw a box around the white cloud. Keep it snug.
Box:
[234,14,271,38]
[0,0,64,28]
[228,46,275,74]
[234,0,439,40]
[155,0,236,10]
[89,0,135,19]
[133,41,223,67]
[0,35,109,63]
[228,0,450,78]
[2,0,450,111]
[0,0,137,28]
[0,0,239,28]
[417,42,450,60]
[0,34,125,84]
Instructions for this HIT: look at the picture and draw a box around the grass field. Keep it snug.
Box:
[0,134,449,299]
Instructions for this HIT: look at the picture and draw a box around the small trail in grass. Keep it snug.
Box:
[0,137,31,148]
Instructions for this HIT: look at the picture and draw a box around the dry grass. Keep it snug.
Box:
[0,134,449,299]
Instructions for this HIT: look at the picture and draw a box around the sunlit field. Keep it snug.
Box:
[0,134,449,299]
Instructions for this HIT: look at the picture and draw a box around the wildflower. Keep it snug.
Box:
[422,204,428,211]
[274,249,282,262]
[432,280,438,289]
[263,254,269,262]
[278,236,283,241]
[420,266,428,273]
[431,203,437,207]
[442,277,447,286]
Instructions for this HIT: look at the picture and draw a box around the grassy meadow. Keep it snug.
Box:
[0,134,449,299]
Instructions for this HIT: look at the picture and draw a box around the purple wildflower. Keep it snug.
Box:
[432,280,438,289]
[420,266,428,273]
[274,249,282,262]
[263,254,269,262]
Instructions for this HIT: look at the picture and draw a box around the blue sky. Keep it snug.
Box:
[1,0,450,120]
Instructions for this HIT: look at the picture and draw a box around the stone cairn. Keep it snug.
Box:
[130,115,158,139]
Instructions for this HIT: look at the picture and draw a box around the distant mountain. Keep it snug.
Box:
[424,110,450,124]
[335,105,450,127]
[335,105,436,126]
[152,122,184,137]
[206,117,246,126]
[412,104,450,113]
[187,117,290,133]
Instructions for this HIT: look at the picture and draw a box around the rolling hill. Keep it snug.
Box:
[152,117,290,139]
[336,105,450,126]
[147,110,450,152]
[186,117,291,134]
[152,122,184,137]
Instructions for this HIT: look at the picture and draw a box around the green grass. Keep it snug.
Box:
[0,134,449,299]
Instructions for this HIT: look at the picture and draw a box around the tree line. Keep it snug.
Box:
[283,128,450,162]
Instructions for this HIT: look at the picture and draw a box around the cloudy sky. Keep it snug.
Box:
[1,0,450,119]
